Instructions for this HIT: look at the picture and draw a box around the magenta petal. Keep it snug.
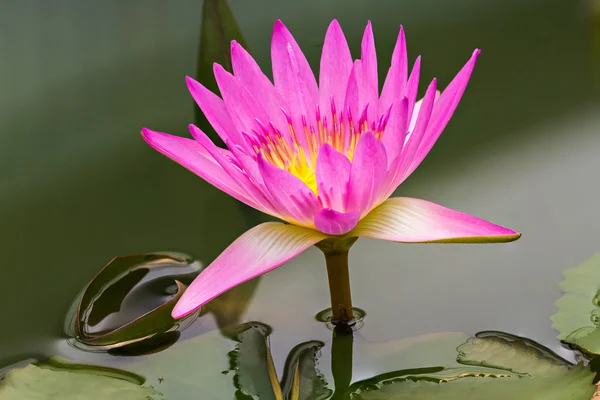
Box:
[350,197,521,243]
[271,20,318,103]
[185,77,242,145]
[360,21,378,122]
[230,41,288,132]
[257,155,321,226]
[213,63,271,140]
[406,50,481,177]
[189,125,274,215]
[380,25,407,115]
[395,78,438,185]
[346,131,388,214]
[316,143,351,211]
[381,97,408,169]
[314,208,360,235]
[141,128,256,208]
[405,56,421,121]
[319,19,353,124]
[172,222,327,318]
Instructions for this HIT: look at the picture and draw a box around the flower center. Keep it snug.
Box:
[247,102,391,195]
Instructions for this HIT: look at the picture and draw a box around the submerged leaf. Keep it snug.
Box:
[232,323,331,400]
[348,332,596,400]
[233,323,280,400]
[551,252,600,357]
[0,357,162,400]
[280,341,332,400]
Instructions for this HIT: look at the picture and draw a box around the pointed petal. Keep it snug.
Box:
[319,19,353,124]
[316,143,351,211]
[189,125,274,214]
[186,76,242,144]
[405,56,421,120]
[406,49,481,177]
[230,41,288,132]
[343,60,362,126]
[350,197,521,243]
[346,131,388,215]
[213,63,271,142]
[257,155,321,226]
[395,78,437,183]
[271,20,318,103]
[172,222,327,318]
[381,97,408,169]
[380,26,407,114]
[360,21,378,121]
[141,128,257,208]
[314,209,360,235]
[283,43,317,152]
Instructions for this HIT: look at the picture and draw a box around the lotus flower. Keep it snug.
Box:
[141,20,521,320]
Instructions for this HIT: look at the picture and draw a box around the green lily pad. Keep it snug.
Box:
[232,323,331,400]
[64,252,201,352]
[0,356,162,400]
[551,252,600,357]
[347,332,596,400]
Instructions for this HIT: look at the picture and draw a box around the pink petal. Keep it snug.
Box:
[189,125,274,215]
[172,222,327,318]
[346,131,388,215]
[185,77,243,145]
[213,63,271,143]
[319,19,353,124]
[350,197,521,243]
[283,43,317,152]
[257,154,322,226]
[379,26,407,114]
[271,20,318,103]
[395,78,438,184]
[360,21,378,122]
[314,208,360,235]
[141,128,256,208]
[381,97,408,169]
[406,50,481,178]
[405,56,421,121]
[316,143,351,211]
[343,60,362,126]
[230,41,288,133]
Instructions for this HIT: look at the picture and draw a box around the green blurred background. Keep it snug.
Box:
[0,0,598,374]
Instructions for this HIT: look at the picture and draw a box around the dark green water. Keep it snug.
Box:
[0,0,598,398]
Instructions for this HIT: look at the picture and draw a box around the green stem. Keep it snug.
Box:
[316,237,358,325]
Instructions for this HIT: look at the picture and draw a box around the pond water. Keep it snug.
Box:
[0,0,599,398]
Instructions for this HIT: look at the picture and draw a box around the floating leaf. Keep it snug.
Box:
[0,356,162,400]
[65,252,201,352]
[347,332,596,400]
[551,252,600,357]
[232,323,331,400]
[456,331,571,374]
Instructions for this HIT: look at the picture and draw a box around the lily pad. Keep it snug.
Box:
[347,331,596,400]
[0,356,162,400]
[232,323,331,400]
[551,252,600,357]
[64,252,201,352]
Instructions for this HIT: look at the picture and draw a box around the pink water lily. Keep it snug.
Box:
[141,20,520,320]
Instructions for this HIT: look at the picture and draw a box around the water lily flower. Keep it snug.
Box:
[142,20,520,323]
